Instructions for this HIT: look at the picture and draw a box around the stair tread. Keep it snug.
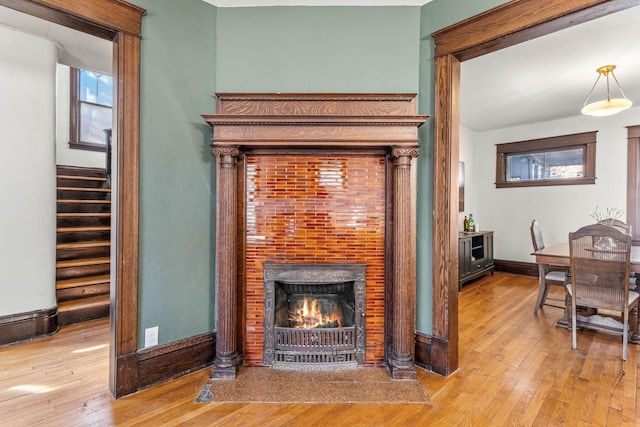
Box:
[57,274,110,290]
[57,212,111,217]
[56,257,110,268]
[57,186,111,192]
[57,226,110,232]
[58,199,111,204]
[57,174,106,181]
[56,241,110,249]
[58,295,110,312]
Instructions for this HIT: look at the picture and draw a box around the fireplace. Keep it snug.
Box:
[262,263,366,370]
[203,93,426,379]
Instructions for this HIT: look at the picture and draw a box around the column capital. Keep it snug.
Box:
[212,146,241,159]
[391,147,419,160]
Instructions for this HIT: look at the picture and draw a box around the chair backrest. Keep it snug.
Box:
[530,219,545,252]
[569,223,631,312]
[597,218,631,235]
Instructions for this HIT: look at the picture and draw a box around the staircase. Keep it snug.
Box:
[56,165,111,326]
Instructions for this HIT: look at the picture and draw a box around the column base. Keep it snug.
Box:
[387,355,417,380]
[210,354,242,379]
[210,363,240,379]
[388,363,417,380]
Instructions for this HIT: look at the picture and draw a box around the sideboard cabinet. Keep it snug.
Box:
[458,230,494,290]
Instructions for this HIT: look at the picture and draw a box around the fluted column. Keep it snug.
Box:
[388,147,419,379]
[211,146,242,379]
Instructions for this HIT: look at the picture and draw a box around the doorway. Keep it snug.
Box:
[0,0,143,397]
[429,0,640,376]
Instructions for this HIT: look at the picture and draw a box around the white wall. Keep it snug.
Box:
[0,27,58,316]
[460,125,479,230]
[55,64,106,168]
[462,106,639,264]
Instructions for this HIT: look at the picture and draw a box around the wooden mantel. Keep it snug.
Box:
[203,93,427,379]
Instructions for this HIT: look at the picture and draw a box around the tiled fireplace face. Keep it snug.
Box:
[244,154,386,366]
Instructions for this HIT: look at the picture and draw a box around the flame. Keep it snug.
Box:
[289,297,341,329]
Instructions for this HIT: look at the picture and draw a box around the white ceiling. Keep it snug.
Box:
[1,2,637,133]
[0,5,112,74]
[204,0,433,6]
[461,6,640,131]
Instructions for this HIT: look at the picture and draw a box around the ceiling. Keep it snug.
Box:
[461,6,640,132]
[204,0,433,6]
[1,2,637,133]
[0,5,112,74]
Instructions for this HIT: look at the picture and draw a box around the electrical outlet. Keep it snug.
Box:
[144,326,159,347]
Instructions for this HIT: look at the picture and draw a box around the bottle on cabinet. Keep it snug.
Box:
[467,214,475,232]
[463,215,469,232]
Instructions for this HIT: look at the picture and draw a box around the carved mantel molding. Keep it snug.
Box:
[203,93,427,378]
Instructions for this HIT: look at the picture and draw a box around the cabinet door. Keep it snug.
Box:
[459,236,472,277]
[484,233,494,264]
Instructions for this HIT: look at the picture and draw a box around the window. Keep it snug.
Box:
[69,68,113,152]
[495,131,597,188]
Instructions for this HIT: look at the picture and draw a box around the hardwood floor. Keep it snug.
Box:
[1,272,638,426]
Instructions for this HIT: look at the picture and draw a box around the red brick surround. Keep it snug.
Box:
[244,154,386,365]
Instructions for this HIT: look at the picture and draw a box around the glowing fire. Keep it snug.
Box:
[289,297,342,329]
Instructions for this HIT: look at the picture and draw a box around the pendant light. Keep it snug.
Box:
[581,65,633,117]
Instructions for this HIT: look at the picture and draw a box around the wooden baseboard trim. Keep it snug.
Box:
[117,331,216,397]
[414,331,431,370]
[494,259,538,277]
[0,307,58,346]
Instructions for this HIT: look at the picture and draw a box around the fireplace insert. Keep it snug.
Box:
[262,263,366,370]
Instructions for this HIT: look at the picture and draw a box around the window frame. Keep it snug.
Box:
[69,67,112,152]
[495,131,597,188]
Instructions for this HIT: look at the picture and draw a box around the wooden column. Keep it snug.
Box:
[388,147,419,379]
[211,146,242,378]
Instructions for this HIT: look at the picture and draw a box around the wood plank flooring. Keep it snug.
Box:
[1,272,638,426]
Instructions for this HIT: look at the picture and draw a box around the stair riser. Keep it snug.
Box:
[57,177,106,188]
[57,190,111,200]
[57,246,110,261]
[57,304,110,326]
[57,231,110,243]
[57,283,110,301]
[57,202,111,213]
[56,264,110,280]
[57,216,111,228]
[57,166,107,179]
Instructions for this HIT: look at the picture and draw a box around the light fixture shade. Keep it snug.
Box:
[581,64,633,117]
[581,98,633,117]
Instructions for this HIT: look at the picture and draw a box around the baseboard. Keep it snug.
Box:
[414,332,431,370]
[0,307,58,346]
[494,259,538,277]
[120,331,216,396]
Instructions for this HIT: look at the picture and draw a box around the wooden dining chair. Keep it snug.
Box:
[568,223,639,360]
[531,219,569,313]
[597,219,637,291]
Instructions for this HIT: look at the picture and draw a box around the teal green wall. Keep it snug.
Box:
[127,0,514,349]
[132,0,217,348]
[216,7,421,92]
[416,0,510,333]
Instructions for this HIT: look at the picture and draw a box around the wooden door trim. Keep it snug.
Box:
[430,0,640,376]
[0,0,144,397]
[628,125,640,245]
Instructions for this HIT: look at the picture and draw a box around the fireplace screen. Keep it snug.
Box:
[262,263,366,370]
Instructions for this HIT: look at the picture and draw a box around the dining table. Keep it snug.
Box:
[532,242,640,343]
